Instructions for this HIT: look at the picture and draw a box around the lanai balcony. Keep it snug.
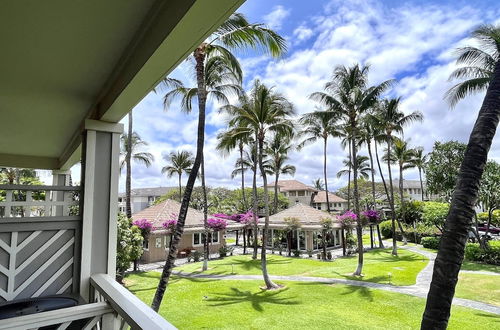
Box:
[0,1,243,328]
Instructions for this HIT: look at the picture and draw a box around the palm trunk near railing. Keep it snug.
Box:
[421,61,500,330]
[258,135,279,289]
[418,167,425,201]
[347,139,352,209]
[201,156,209,271]
[151,46,206,312]
[252,139,259,260]
[126,112,133,219]
[240,143,247,210]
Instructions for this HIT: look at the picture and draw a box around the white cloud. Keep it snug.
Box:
[263,5,291,30]
[120,0,500,193]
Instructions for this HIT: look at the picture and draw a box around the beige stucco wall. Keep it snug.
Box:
[140,231,225,263]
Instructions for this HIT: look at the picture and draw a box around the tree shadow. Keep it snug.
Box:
[330,271,391,285]
[205,286,300,312]
[340,285,375,302]
[473,312,500,322]
[184,257,292,274]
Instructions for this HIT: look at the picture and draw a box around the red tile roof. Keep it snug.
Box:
[313,191,347,203]
[267,180,318,192]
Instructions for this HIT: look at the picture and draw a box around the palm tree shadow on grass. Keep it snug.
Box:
[187,257,292,274]
[340,285,375,302]
[473,313,500,322]
[331,272,392,285]
[205,287,300,312]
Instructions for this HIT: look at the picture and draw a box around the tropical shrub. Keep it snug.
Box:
[464,241,500,265]
[422,202,449,232]
[218,245,234,258]
[116,214,143,282]
[477,210,500,226]
[379,220,393,238]
[192,250,202,262]
[396,200,424,225]
[421,236,441,250]
[292,249,301,257]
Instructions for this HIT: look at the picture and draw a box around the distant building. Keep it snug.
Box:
[390,180,437,202]
[118,187,175,214]
[267,180,348,213]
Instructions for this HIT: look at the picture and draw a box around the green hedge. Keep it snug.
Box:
[379,220,437,244]
[380,220,393,238]
[421,236,440,249]
[465,241,500,265]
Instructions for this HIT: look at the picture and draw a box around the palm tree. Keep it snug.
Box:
[312,178,325,190]
[412,147,427,201]
[161,151,194,202]
[298,110,342,213]
[151,13,286,311]
[422,24,500,328]
[267,133,296,214]
[226,80,294,290]
[337,155,372,181]
[384,138,417,226]
[120,131,155,218]
[373,98,422,255]
[311,63,392,276]
[359,118,384,248]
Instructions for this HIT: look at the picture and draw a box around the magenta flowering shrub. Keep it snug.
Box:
[361,209,380,223]
[207,218,227,231]
[337,210,357,228]
[132,218,153,236]
[213,211,257,226]
[162,219,177,231]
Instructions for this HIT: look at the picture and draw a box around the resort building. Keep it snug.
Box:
[0,1,243,328]
[132,199,242,263]
[118,186,174,214]
[311,191,348,213]
[268,180,348,213]
[259,203,344,252]
[389,180,437,202]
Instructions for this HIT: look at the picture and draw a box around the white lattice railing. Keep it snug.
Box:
[0,184,80,218]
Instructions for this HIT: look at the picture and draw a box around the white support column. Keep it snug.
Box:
[80,120,123,302]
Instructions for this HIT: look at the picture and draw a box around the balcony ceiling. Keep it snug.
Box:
[0,0,243,170]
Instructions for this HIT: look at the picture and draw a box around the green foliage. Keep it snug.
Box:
[396,200,424,225]
[465,241,500,265]
[345,232,357,252]
[425,141,466,200]
[116,214,143,279]
[218,245,234,258]
[192,250,202,262]
[284,217,301,231]
[292,249,301,257]
[477,210,500,226]
[421,202,450,232]
[478,160,500,214]
[379,220,393,238]
[421,237,441,250]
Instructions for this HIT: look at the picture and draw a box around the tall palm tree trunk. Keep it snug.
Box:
[251,141,259,260]
[347,139,352,209]
[258,135,279,289]
[368,140,384,248]
[178,173,182,202]
[273,172,280,214]
[398,163,408,245]
[240,144,247,210]
[201,156,209,271]
[126,112,133,219]
[151,47,207,312]
[352,134,364,276]
[386,136,398,256]
[324,137,331,213]
[418,168,425,201]
[421,61,500,330]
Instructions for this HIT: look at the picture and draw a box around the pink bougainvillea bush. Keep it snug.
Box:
[162,215,177,231]
[337,210,357,228]
[213,211,257,226]
[132,218,153,236]
[361,209,380,223]
[207,218,227,231]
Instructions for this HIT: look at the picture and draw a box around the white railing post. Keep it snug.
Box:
[51,170,70,216]
[80,119,122,303]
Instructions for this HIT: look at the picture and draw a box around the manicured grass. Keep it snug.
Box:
[461,260,500,273]
[225,238,236,244]
[176,248,428,286]
[456,273,500,306]
[125,272,500,330]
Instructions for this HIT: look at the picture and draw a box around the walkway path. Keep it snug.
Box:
[169,245,500,316]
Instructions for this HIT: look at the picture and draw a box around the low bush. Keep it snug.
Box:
[292,249,301,257]
[465,241,500,265]
[218,246,234,258]
[477,210,500,227]
[380,220,393,238]
[421,236,441,250]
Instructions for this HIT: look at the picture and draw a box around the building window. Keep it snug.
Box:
[297,191,305,196]
[289,191,296,196]
[155,237,162,248]
[143,238,149,250]
[164,235,171,249]
[193,232,219,246]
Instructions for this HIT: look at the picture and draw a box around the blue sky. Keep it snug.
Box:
[107,0,500,192]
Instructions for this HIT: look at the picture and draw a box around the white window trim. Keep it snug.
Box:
[192,232,220,247]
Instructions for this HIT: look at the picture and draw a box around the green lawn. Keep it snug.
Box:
[176,248,428,286]
[126,272,500,330]
[225,238,236,244]
[461,260,500,273]
[456,273,500,306]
